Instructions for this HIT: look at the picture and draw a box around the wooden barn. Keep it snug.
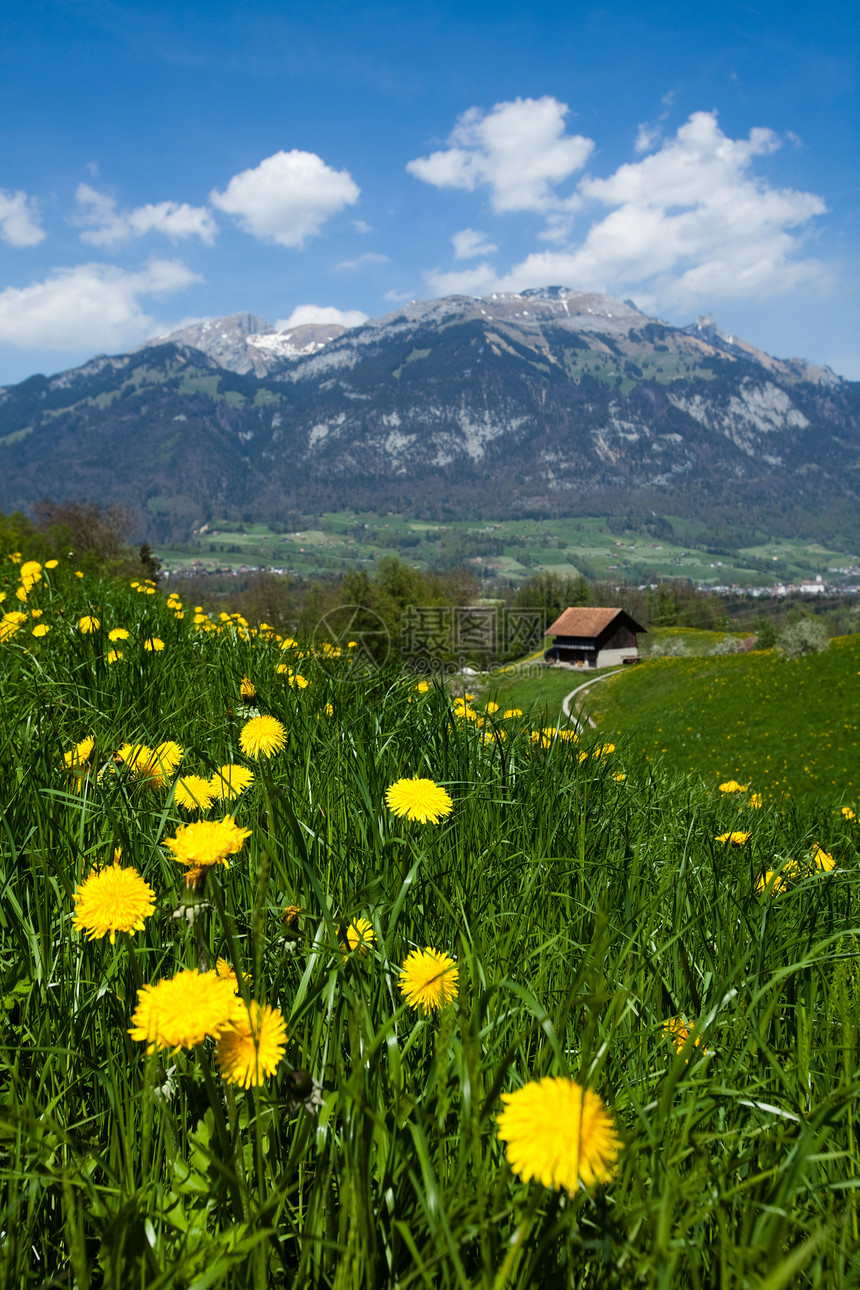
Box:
[544,607,646,669]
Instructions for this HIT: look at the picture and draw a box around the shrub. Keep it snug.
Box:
[711,636,743,656]
[778,616,830,659]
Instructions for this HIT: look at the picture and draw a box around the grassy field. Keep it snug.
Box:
[578,636,860,805]
[1,559,860,1287]
[488,631,860,806]
[155,511,860,589]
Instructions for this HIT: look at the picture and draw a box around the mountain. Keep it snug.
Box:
[0,287,857,543]
[151,312,349,376]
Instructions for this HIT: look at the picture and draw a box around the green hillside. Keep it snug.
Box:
[2,556,859,1286]
[578,636,860,803]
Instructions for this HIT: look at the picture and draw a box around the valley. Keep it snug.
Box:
[155,510,860,591]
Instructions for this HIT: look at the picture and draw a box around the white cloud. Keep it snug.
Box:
[635,90,676,155]
[334,251,391,271]
[73,184,217,247]
[0,259,201,350]
[407,97,593,213]
[452,228,498,259]
[353,219,374,234]
[424,111,829,309]
[0,189,46,247]
[425,263,499,297]
[634,123,661,155]
[275,304,368,330]
[211,150,359,248]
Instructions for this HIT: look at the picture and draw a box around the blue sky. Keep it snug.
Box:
[1,0,857,383]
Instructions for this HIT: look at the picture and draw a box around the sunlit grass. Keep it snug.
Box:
[1,559,859,1287]
[580,636,860,803]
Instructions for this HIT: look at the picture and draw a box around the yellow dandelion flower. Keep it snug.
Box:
[74,571,84,578]
[239,714,286,758]
[613,772,627,782]
[64,736,95,767]
[503,708,523,718]
[484,701,500,713]
[30,608,43,618]
[107,648,123,663]
[108,627,129,641]
[209,764,254,800]
[129,969,241,1053]
[399,947,458,1012]
[276,664,308,687]
[842,806,856,821]
[719,780,747,794]
[19,559,41,579]
[324,702,334,717]
[715,831,751,845]
[385,777,453,824]
[144,637,165,652]
[78,616,100,633]
[757,861,798,894]
[663,1016,707,1058]
[163,816,252,871]
[32,623,50,637]
[215,957,251,989]
[15,585,28,602]
[749,792,763,808]
[72,864,155,944]
[279,637,298,650]
[45,559,59,569]
[345,917,375,956]
[216,999,287,1087]
[239,676,257,699]
[811,843,835,872]
[117,740,183,788]
[496,1077,622,1191]
[174,775,215,812]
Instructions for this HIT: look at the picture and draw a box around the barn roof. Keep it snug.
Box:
[545,606,646,639]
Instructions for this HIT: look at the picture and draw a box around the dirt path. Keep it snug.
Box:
[561,668,625,734]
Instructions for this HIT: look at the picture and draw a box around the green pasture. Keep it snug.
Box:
[155,510,859,587]
[577,636,860,804]
[1,561,860,1287]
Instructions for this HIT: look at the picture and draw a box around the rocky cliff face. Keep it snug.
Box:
[157,289,843,390]
[156,313,348,376]
[0,288,856,540]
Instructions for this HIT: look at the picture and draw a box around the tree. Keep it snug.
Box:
[778,617,829,659]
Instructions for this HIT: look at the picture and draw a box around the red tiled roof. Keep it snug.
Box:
[546,606,644,638]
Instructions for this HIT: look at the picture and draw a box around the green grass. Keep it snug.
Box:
[1,561,860,1287]
[579,637,860,804]
[155,511,860,587]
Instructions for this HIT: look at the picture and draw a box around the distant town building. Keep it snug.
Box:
[544,607,646,668]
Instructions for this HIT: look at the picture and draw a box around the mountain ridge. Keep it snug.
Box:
[0,288,856,544]
[148,288,844,389]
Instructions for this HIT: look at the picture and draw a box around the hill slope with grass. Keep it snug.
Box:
[1,557,859,1286]
[578,636,860,803]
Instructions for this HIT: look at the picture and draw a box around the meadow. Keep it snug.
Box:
[1,556,860,1288]
[155,511,859,590]
[576,637,860,805]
